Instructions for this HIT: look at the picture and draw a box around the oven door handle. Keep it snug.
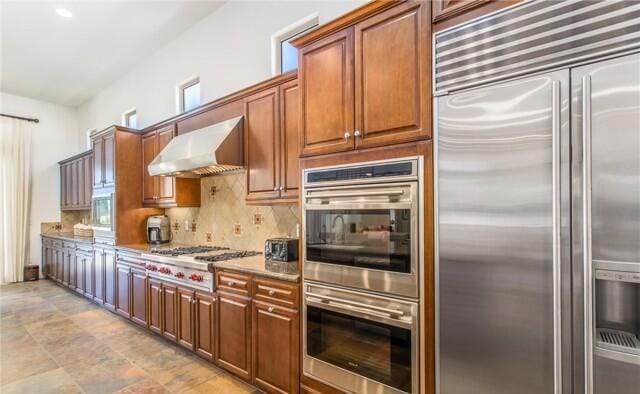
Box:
[306,292,406,316]
[306,189,405,200]
[306,297,413,329]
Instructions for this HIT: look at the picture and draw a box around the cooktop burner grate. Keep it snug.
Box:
[194,251,262,262]
[152,246,229,256]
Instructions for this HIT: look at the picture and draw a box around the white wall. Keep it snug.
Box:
[77,0,366,132]
[0,92,83,271]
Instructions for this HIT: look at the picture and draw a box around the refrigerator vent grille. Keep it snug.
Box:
[434,0,640,93]
[597,328,640,354]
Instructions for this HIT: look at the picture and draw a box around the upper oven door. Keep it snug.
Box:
[303,182,419,298]
[91,193,115,232]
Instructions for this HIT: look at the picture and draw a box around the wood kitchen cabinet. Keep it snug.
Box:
[216,291,252,381]
[195,292,216,360]
[59,150,93,210]
[252,301,299,394]
[93,248,105,304]
[148,278,162,335]
[177,287,196,351]
[141,124,200,208]
[295,1,430,156]
[92,130,116,190]
[131,267,148,327]
[83,252,94,299]
[103,248,116,312]
[244,80,301,204]
[432,0,493,23]
[116,263,131,318]
[162,283,178,341]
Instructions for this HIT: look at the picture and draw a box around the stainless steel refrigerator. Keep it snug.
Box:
[435,48,640,394]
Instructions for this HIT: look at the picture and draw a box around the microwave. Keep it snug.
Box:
[92,192,115,233]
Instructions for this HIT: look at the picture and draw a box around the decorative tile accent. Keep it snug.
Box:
[166,171,299,251]
[253,213,264,226]
[233,223,242,237]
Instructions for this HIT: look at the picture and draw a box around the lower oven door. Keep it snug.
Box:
[303,281,418,394]
[303,182,419,298]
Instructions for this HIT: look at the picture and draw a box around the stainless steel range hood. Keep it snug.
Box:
[148,116,243,177]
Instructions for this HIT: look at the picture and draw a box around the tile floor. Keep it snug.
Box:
[0,280,259,393]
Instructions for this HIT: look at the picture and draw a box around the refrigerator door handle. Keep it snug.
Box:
[551,80,563,394]
[582,74,594,394]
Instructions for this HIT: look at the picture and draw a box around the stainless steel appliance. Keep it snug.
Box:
[434,2,640,392]
[146,215,171,244]
[303,158,422,298]
[264,238,299,262]
[148,116,244,177]
[91,191,115,235]
[302,157,424,394]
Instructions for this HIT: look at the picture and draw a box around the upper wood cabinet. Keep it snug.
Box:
[299,29,354,157]
[244,79,301,204]
[432,0,493,23]
[93,130,116,190]
[297,1,430,156]
[59,150,93,211]
[141,125,200,208]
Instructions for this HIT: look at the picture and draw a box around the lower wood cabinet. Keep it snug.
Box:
[63,250,71,285]
[216,291,252,381]
[252,301,299,394]
[83,253,94,299]
[116,263,131,318]
[131,267,148,327]
[74,253,85,294]
[68,251,76,288]
[162,283,178,341]
[177,287,196,351]
[148,278,162,335]
[93,248,105,304]
[195,292,216,360]
[103,249,116,312]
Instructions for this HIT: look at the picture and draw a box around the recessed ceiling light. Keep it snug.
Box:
[56,8,73,18]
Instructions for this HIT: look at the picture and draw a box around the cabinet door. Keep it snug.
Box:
[433,0,491,23]
[162,284,178,341]
[354,2,429,149]
[299,28,355,156]
[83,254,94,299]
[75,159,84,208]
[93,138,104,188]
[68,251,76,288]
[116,264,131,319]
[148,279,162,334]
[177,288,195,350]
[56,249,63,282]
[60,164,68,209]
[131,267,148,327]
[93,248,104,304]
[70,160,79,207]
[75,254,84,294]
[216,292,251,380]
[84,155,93,208]
[245,87,281,202]
[142,132,158,204]
[103,249,116,312]
[63,250,70,285]
[252,301,299,394]
[42,245,48,277]
[157,126,176,202]
[195,293,216,360]
[103,133,116,187]
[279,80,301,201]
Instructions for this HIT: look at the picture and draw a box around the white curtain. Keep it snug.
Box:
[0,116,33,284]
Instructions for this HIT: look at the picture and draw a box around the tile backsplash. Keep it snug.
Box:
[166,171,299,251]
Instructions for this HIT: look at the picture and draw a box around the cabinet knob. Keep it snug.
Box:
[268,306,274,313]
[279,186,284,191]
[268,290,275,296]
[273,187,278,191]
[343,132,351,140]
[227,281,234,287]
[354,130,362,138]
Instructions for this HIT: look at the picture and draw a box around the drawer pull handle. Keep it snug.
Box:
[227,281,234,287]
[268,290,275,296]
[268,307,274,313]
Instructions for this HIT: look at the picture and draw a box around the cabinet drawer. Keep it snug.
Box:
[253,277,299,309]
[62,241,76,250]
[77,243,93,254]
[216,270,252,296]
[52,240,63,249]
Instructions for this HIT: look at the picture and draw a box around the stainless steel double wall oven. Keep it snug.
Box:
[302,157,424,394]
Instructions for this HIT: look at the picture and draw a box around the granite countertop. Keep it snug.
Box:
[41,232,93,243]
[115,243,196,254]
[206,254,299,283]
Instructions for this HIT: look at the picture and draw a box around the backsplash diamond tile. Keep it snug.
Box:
[166,171,299,251]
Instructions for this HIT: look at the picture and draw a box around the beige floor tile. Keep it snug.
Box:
[0,367,82,394]
[149,359,221,392]
[0,343,59,385]
[112,378,168,394]
[182,374,256,394]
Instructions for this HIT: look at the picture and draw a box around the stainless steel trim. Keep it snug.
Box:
[306,189,405,200]
[306,292,405,317]
[595,347,640,366]
[582,74,594,394]
[303,157,419,188]
[551,80,562,394]
[594,260,640,274]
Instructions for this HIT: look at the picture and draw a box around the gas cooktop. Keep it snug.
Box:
[151,246,229,256]
[194,251,262,262]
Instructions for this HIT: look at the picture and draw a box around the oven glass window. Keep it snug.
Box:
[92,197,112,227]
[307,305,412,392]
[305,209,412,273]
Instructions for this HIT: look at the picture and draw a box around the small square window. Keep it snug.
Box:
[178,78,201,113]
[271,14,319,75]
[122,109,137,129]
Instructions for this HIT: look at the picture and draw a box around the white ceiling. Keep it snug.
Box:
[0,1,224,107]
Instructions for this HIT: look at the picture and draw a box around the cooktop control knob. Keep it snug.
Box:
[175,272,184,278]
